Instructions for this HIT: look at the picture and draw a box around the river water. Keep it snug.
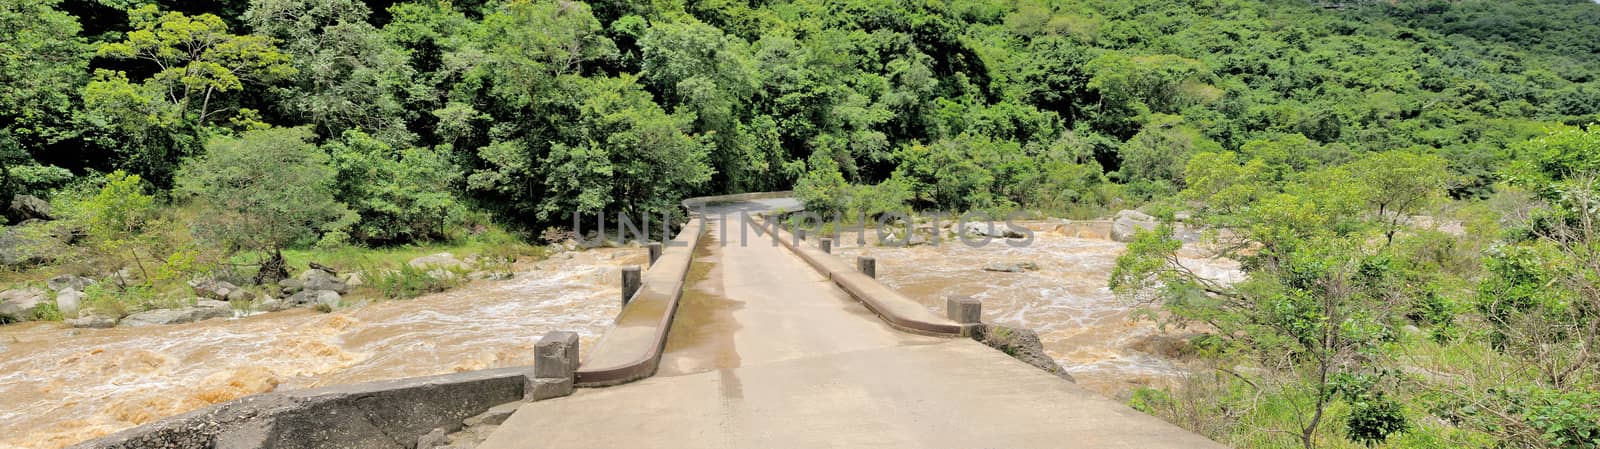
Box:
[833,224,1241,397]
[0,249,645,449]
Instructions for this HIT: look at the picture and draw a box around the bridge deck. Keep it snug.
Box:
[478,201,1227,449]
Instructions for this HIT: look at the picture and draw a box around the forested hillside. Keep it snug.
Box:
[5,0,1600,448]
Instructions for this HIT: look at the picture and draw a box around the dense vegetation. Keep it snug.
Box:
[4,0,1600,447]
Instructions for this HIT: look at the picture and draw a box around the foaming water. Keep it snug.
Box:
[834,228,1241,396]
[0,249,645,449]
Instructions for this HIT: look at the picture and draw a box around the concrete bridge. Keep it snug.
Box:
[477,197,1226,449]
[73,195,1225,449]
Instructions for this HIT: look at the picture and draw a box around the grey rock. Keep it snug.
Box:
[960,222,1025,239]
[1111,209,1157,242]
[982,262,1039,273]
[67,315,118,329]
[189,279,242,301]
[10,194,52,221]
[296,269,347,294]
[278,278,305,295]
[55,288,85,316]
[0,227,50,267]
[288,289,340,307]
[0,287,47,321]
[48,274,95,292]
[975,325,1075,382]
[120,303,233,327]
[258,298,293,312]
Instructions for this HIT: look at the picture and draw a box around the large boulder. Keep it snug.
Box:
[9,194,52,221]
[288,289,341,307]
[119,301,233,327]
[55,288,85,316]
[297,269,348,294]
[0,287,48,321]
[47,274,95,292]
[959,222,1026,239]
[189,279,243,301]
[0,227,51,267]
[1111,210,1158,242]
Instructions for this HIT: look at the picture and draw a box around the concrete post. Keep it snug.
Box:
[857,256,876,278]
[647,242,662,266]
[534,331,580,379]
[820,238,833,254]
[621,266,642,306]
[797,229,807,241]
[947,296,982,325]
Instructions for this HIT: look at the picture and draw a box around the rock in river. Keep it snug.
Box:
[1111,210,1157,243]
[119,300,234,327]
[982,262,1039,273]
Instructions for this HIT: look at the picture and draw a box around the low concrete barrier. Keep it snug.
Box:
[765,218,969,337]
[573,219,704,387]
[73,332,581,449]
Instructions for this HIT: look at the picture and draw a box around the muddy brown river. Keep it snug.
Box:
[834,225,1241,396]
[0,249,645,449]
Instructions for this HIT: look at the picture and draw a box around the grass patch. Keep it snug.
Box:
[370,263,468,299]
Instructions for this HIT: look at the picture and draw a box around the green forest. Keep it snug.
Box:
[4,0,1600,447]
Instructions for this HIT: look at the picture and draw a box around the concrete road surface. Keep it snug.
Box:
[478,200,1228,449]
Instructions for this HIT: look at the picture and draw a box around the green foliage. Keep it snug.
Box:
[31,301,63,321]
[1116,114,1222,191]
[370,263,465,299]
[325,130,464,244]
[84,5,296,186]
[176,127,355,253]
[0,0,90,173]
[1523,389,1600,449]
[244,0,417,144]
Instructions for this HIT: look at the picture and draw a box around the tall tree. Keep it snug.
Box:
[0,0,91,194]
[84,4,295,185]
[245,0,417,144]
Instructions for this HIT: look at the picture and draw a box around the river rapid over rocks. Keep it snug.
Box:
[0,249,645,449]
[834,223,1242,397]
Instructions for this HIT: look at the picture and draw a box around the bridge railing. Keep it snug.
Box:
[760,215,977,337]
[572,218,703,387]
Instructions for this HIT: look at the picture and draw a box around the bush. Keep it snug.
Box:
[31,301,62,321]
[325,130,465,245]
[176,127,355,280]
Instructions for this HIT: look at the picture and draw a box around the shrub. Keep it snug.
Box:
[31,301,62,321]
[325,130,465,244]
[176,126,355,280]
